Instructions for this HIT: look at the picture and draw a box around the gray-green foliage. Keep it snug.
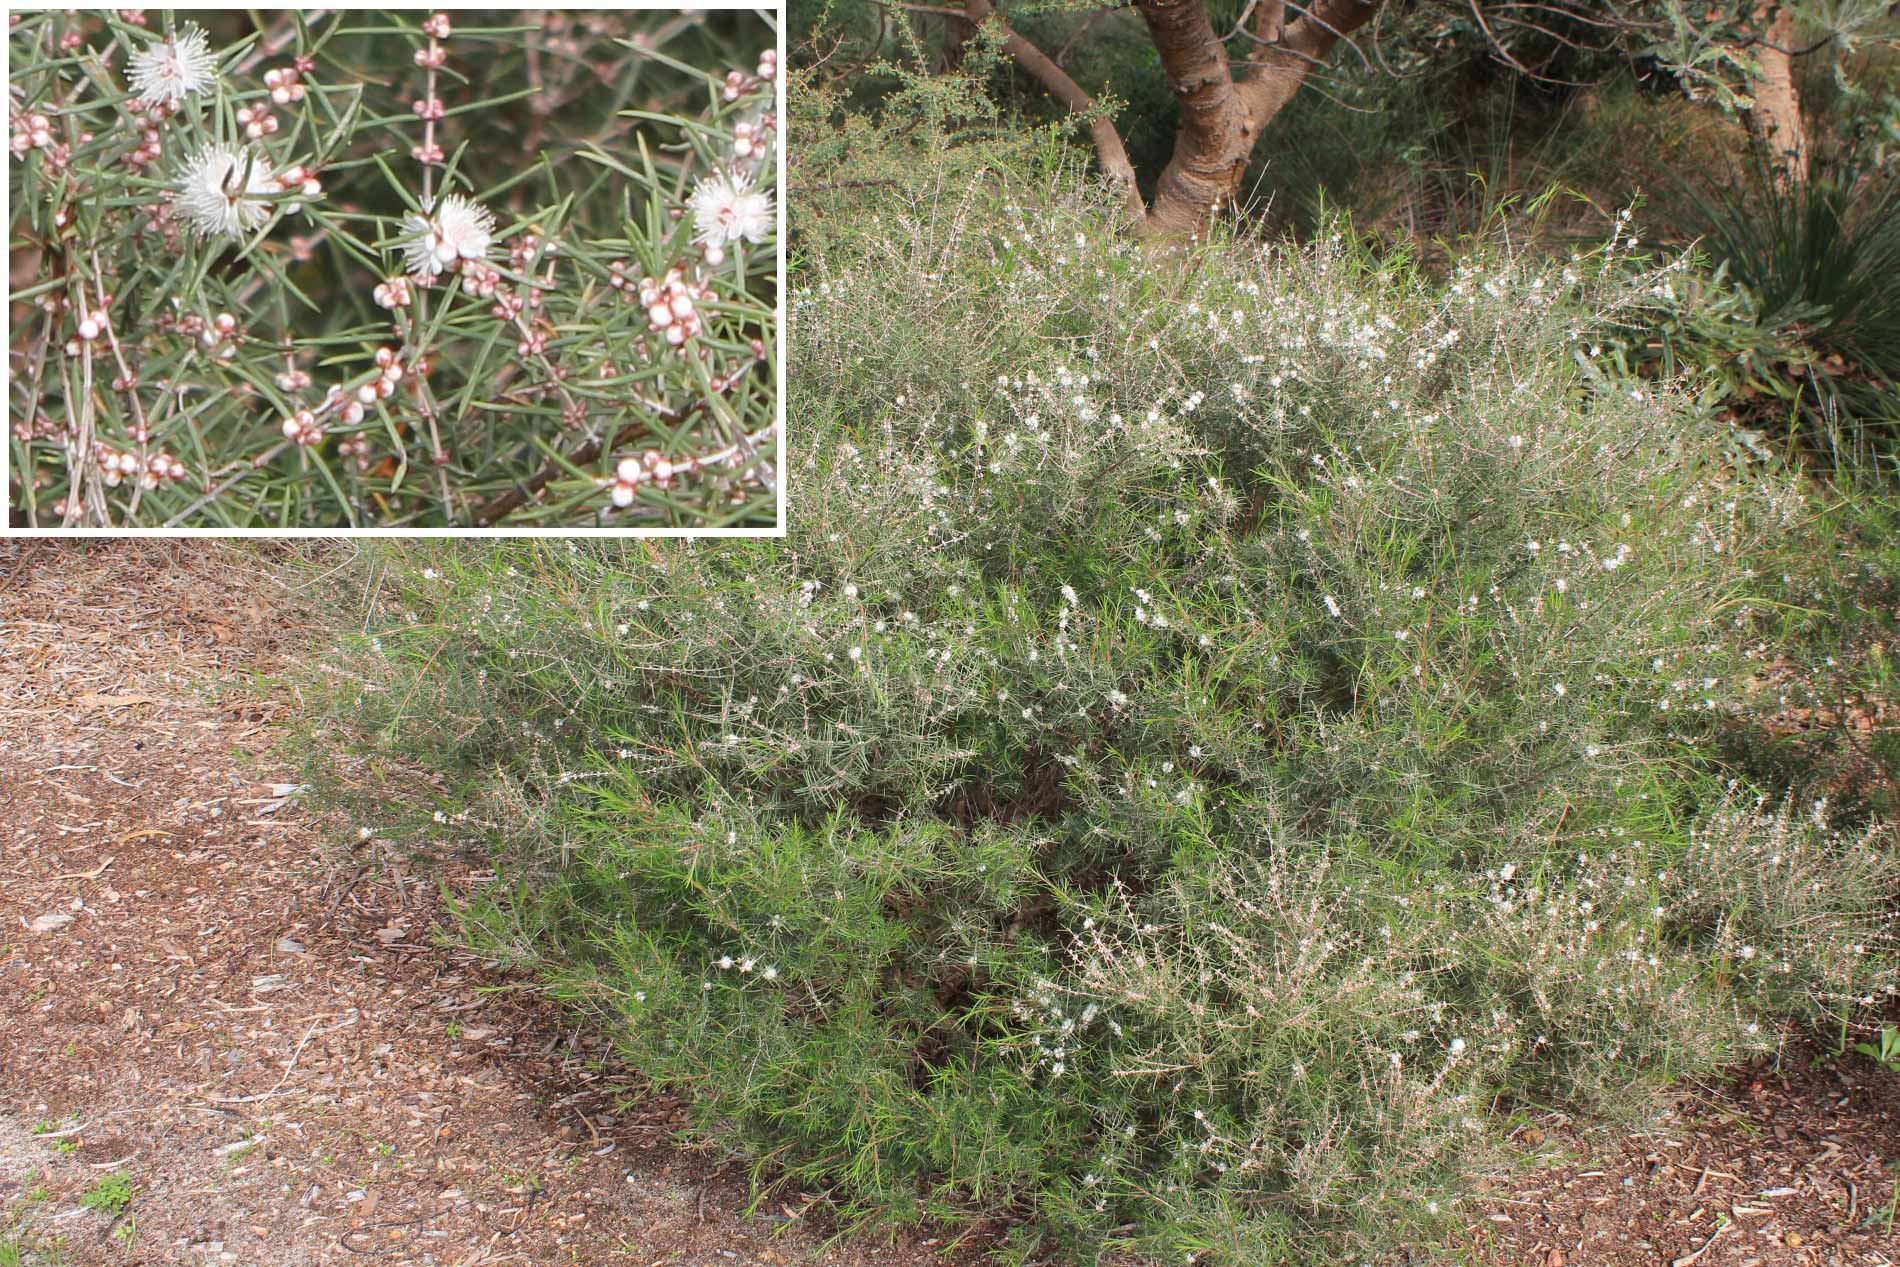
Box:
[306,171,1898,1263]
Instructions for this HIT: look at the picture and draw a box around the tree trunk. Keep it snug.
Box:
[1747,3,1809,183]
[963,0,1379,240]
[1134,0,1257,238]
[1134,0,1380,239]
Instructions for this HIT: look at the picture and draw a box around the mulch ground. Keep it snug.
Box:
[1,541,1895,1267]
[0,542,943,1267]
[1469,1062,1898,1267]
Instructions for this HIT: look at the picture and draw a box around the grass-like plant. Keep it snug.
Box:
[1654,142,1900,469]
[301,168,1897,1264]
[8,8,780,529]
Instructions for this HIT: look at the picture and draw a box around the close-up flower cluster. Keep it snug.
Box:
[8,9,780,529]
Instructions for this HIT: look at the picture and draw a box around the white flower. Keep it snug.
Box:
[688,172,773,250]
[400,193,495,280]
[171,143,275,239]
[128,24,217,107]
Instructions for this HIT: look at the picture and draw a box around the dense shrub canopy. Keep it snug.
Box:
[313,174,1898,1264]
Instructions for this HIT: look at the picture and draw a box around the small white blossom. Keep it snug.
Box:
[172,143,275,239]
[401,193,496,279]
[128,24,217,107]
[688,172,774,250]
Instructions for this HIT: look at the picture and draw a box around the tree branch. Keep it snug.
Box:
[1233,0,1380,126]
[1283,0,1379,64]
[963,0,1145,221]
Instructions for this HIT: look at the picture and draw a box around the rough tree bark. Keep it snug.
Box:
[1745,2,1809,183]
[964,0,1382,238]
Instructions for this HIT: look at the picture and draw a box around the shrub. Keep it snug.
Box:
[306,173,1898,1264]
[7,8,779,528]
[1717,480,1900,818]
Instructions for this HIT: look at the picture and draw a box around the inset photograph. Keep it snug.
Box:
[7,8,780,531]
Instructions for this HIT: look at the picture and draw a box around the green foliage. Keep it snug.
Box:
[787,14,1067,262]
[1715,481,1900,816]
[302,170,1898,1265]
[1857,1025,1900,1071]
[8,8,777,528]
[77,1173,132,1217]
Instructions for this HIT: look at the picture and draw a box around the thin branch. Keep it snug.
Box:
[1482,11,1621,56]
[1490,2,1629,32]
[882,1,971,15]
[1233,0,1381,126]
[1368,0,1429,79]
[470,399,701,526]
[1466,0,1599,87]
[1055,9,1112,68]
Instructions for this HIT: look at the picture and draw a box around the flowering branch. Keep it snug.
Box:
[9,8,779,530]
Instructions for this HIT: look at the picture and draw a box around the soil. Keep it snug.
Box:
[2,541,1896,1267]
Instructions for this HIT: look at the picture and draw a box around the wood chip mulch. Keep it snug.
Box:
[1467,1060,1898,1267]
